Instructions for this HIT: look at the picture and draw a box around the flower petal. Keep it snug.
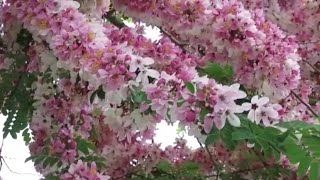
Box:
[204,116,214,134]
[251,95,259,104]
[262,117,271,126]
[247,110,255,122]
[230,83,240,90]
[257,97,269,106]
[129,62,138,72]
[266,107,279,119]
[227,113,240,127]
[142,57,155,65]
[146,69,160,79]
[214,115,226,130]
[242,102,252,111]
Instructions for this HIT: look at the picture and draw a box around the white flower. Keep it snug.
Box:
[160,71,178,82]
[242,95,269,122]
[214,105,244,129]
[129,55,154,72]
[128,110,153,131]
[255,106,279,126]
[54,0,81,12]
[242,95,281,126]
[107,87,128,105]
[214,83,247,111]
[103,107,123,127]
[260,81,288,101]
[136,68,160,85]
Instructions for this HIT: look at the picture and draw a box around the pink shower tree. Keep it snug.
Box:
[0,0,319,179]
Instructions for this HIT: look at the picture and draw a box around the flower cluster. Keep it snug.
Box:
[0,0,318,179]
[113,0,301,100]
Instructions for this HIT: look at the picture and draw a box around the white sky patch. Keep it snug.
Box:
[0,115,42,180]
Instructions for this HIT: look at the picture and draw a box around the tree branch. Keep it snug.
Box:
[303,59,320,74]
[291,90,319,118]
[196,138,220,179]
[159,27,190,53]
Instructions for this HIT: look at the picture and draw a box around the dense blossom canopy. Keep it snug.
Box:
[0,0,319,179]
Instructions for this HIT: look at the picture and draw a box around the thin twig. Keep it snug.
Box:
[159,27,190,53]
[1,157,40,176]
[303,59,320,73]
[196,137,204,148]
[231,162,274,175]
[291,90,319,118]
[0,140,3,171]
[196,138,220,179]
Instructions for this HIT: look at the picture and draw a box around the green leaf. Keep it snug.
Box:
[205,132,219,146]
[90,90,97,103]
[46,175,60,180]
[3,131,9,138]
[277,121,314,130]
[310,162,320,180]
[297,156,312,177]
[276,130,292,143]
[133,91,147,103]
[232,129,255,140]
[82,155,106,169]
[25,155,37,163]
[43,157,59,169]
[157,161,173,173]
[199,108,210,123]
[272,148,281,161]
[34,155,46,166]
[22,128,31,145]
[76,137,96,155]
[202,63,234,83]
[10,131,17,139]
[282,137,306,163]
[96,86,105,99]
[185,82,196,94]
[16,28,33,49]
[180,161,200,172]
[220,124,237,150]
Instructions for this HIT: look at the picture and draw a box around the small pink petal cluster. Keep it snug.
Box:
[61,160,110,180]
[0,0,242,177]
[113,0,301,99]
[0,0,318,179]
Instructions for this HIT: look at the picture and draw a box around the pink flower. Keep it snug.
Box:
[62,149,77,164]
[204,115,214,133]
[214,83,247,111]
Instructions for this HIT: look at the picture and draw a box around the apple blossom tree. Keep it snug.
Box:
[0,0,319,179]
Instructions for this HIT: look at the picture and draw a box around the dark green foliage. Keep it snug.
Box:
[75,136,96,155]
[1,52,36,141]
[200,62,234,84]
[204,117,320,179]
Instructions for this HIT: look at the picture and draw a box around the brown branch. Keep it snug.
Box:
[291,90,319,118]
[197,138,220,180]
[303,59,320,73]
[231,162,274,175]
[159,27,190,53]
